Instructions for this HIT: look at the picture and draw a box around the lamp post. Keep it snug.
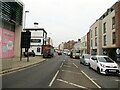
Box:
[20,11,29,61]
[24,11,29,29]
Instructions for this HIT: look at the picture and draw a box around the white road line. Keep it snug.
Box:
[60,63,63,68]
[62,70,82,75]
[57,79,88,89]
[73,63,78,68]
[49,70,60,87]
[115,79,120,81]
[63,65,72,68]
[81,71,101,88]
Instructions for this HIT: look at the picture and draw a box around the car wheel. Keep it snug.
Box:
[80,61,82,64]
[83,61,86,65]
[97,67,101,74]
[89,64,91,69]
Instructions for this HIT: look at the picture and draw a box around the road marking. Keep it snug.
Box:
[115,79,120,81]
[60,63,63,68]
[49,70,59,87]
[81,71,101,88]
[62,70,82,75]
[73,63,78,68]
[57,79,88,89]
[91,78,97,81]
[63,65,72,68]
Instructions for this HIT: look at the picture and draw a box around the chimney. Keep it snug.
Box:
[78,39,81,42]
[34,22,38,28]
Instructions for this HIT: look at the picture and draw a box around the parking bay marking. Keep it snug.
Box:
[61,70,82,75]
[73,63,78,68]
[81,71,101,88]
[49,70,60,87]
[60,63,64,68]
[57,79,88,89]
[63,65,73,68]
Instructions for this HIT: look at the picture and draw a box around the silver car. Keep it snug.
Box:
[80,54,91,65]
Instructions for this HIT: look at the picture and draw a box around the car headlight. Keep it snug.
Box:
[117,64,120,68]
[100,63,106,68]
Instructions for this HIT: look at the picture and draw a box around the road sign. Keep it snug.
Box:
[116,48,120,54]
[21,31,31,48]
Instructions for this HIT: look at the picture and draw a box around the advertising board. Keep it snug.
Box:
[0,28,15,58]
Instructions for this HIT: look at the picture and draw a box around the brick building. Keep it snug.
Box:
[64,40,77,50]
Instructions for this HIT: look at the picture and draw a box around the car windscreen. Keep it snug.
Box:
[98,57,114,63]
[84,55,91,59]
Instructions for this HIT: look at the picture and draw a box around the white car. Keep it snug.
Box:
[89,55,120,75]
[80,54,91,65]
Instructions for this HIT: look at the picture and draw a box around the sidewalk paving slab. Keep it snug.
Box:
[0,56,46,75]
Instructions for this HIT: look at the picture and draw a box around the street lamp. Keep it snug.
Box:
[20,11,29,61]
[24,11,29,29]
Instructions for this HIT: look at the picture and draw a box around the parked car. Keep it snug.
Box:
[80,54,91,65]
[58,51,62,55]
[89,55,119,75]
[24,50,35,57]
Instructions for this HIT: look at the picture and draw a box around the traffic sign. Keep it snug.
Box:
[21,31,31,48]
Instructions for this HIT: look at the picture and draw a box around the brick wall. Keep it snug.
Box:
[87,32,90,54]
[115,1,120,48]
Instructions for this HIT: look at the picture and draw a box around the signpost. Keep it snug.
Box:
[116,48,120,61]
[20,31,31,62]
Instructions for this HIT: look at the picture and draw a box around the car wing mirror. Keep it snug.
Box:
[91,57,97,60]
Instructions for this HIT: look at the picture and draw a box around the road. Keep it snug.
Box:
[2,54,120,89]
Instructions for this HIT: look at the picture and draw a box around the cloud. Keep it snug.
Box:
[22,0,118,46]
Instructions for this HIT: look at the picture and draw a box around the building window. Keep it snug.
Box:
[112,32,116,44]
[104,35,106,46]
[112,17,115,29]
[103,22,106,33]
[91,40,93,47]
[95,27,97,36]
[91,30,92,38]
[95,38,97,46]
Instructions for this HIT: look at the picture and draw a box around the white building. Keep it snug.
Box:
[90,19,102,55]
[24,28,47,55]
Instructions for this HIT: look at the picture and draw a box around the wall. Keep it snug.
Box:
[90,20,102,55]
[87,32,90,54]
[14,25,22,57]
[102,11,115,48]
[115,1,120,48]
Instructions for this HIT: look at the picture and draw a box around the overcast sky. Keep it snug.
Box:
[21,0,118,47]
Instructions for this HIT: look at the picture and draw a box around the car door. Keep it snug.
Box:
[91,56,97,70]
[90,56,94,69]
[94,58,98,71]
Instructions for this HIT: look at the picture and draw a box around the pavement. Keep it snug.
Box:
[0,56,46,75]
